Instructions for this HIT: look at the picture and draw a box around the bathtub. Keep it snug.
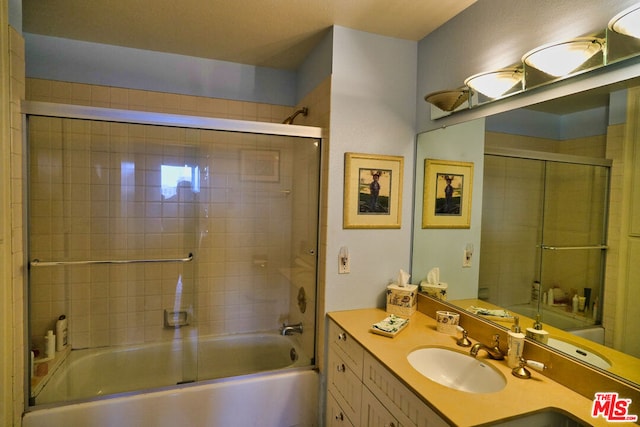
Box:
[507,304,604,344]
[24,333,318,427]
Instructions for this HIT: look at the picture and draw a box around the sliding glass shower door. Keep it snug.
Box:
[479,152,610,330]
[27,112,321,405]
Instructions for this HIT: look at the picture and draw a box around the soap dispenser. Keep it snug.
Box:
[507,317,525,368]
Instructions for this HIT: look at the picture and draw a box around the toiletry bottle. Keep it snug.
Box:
[507,317,525,368]
[572,294,579,313]
[45,330,56,360]
[56,314,68,351]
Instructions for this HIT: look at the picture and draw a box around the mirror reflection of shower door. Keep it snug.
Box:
[540,161,609,322]
[480,153,609,329]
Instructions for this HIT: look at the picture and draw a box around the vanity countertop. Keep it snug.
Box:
[328,308,620,426]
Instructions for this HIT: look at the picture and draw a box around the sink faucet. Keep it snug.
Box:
[470,334,504,360]
[280,322,303,336]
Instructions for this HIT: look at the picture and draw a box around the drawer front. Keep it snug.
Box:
[327,390,356,427]
[363,353,449,427]
[328,320,364,377]
[328,347,363,424]
[361,386,398,427]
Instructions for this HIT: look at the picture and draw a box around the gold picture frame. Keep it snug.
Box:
[343,152,403,229]
[422,159,473,229]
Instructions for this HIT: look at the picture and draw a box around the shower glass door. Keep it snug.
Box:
[539,161,609,323]
[480,153,609,330]
[27,113,321,406]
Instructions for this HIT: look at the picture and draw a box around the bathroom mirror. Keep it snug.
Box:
[412,73,640,389]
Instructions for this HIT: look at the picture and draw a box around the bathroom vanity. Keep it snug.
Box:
[327,306,632,426]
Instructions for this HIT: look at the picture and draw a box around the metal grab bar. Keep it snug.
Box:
[540,245,608,251]
[30,253,193,267]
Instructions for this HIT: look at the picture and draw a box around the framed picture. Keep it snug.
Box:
[240,149,280,182]
[343,152,403,229]
[422,159,473,229]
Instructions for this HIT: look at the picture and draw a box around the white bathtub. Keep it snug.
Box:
[24,333,318,427]
[507,304,604,344]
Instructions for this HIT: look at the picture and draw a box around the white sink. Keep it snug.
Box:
[547,337,611,370]
[407,347,506,393]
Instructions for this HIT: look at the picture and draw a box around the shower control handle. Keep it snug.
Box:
[335,412,344,421]
[337,332,347,341]
[336,363,346,372]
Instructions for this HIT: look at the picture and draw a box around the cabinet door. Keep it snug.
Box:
[327,390,355,427]
[363,352,449,427]
[328,348,362,424]
[361,386,398,427]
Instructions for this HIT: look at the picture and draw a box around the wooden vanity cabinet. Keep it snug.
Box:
[327,320,448,427]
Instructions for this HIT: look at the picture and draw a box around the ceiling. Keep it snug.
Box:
[22,0,476,70]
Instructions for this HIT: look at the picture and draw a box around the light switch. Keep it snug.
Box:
[338,246,350,274]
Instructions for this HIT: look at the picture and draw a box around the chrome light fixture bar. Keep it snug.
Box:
[608,3,640,39]
[522,37,604,77]
[464,68,523,99]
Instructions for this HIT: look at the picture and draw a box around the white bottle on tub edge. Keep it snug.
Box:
[55,315,68,351]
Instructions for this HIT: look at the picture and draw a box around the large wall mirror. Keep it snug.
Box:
[412,70,640,389]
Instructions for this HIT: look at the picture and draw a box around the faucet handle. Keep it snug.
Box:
[512,358,546,379]
[456,326,472,347]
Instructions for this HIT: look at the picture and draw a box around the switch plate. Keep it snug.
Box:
[463,248,472,268]
[339,247,350,274]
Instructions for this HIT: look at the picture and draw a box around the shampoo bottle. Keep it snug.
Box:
[507,317,525,368]
[45,330,55,360]
[56,315,68,351]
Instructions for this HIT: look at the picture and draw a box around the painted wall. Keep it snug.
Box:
[324,27,417,311]
[25,33,298,106]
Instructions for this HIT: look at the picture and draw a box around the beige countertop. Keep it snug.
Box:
[328,308,627,426]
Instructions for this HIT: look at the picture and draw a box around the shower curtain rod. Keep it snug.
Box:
[30,253,193,267]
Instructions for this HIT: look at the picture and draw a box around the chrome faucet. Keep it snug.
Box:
[470,334,504,360]
[280,322,303,336]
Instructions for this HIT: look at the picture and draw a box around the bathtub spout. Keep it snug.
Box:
[280,322,303,336]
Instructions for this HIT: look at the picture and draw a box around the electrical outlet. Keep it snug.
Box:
[339,247,350,274]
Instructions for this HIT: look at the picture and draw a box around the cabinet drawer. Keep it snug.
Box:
[327,389,356,427]
[328,320,364,377]
[328,348,363,424]
[361,386,398,427]
[363,352,448,427]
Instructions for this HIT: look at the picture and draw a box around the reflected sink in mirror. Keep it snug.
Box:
[547,337,611,370]
[407,347,506,393]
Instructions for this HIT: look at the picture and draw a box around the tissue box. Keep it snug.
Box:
[386,284,417,317]
[420,281,448,300]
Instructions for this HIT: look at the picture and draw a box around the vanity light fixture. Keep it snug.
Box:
[464,68,523,99]
[522,37,604,77]
[424,88,469,112]
[608,3,640,40]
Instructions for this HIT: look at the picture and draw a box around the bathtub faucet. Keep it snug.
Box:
[280,322,303,336]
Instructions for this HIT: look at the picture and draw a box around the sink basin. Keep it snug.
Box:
[407,347,506,393]
[491,409,584,427]
[547,337,611,370]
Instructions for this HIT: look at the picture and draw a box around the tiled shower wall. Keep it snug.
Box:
[26,78,325,353]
